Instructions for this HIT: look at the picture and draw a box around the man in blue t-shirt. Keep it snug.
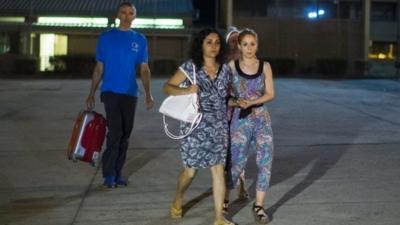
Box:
[86,2,154,188]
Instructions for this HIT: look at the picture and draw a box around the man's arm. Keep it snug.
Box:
[139,63,154,110]
[86,62,103,109]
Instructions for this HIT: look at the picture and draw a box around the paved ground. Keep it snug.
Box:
[0,78,399,225]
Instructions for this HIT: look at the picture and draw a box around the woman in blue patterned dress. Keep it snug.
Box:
[163,28,235,225]
[225,28,275,224]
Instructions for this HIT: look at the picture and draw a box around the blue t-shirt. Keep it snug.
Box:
[96,28,148,97]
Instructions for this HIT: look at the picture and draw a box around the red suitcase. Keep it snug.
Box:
[67,110,106,166]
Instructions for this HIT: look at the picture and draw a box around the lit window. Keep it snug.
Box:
[368,42,396,60]
[39,34,68,71]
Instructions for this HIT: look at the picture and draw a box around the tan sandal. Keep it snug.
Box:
[170,203,182,219]
[237,190,249,201]
[222,199,229,214]
[213,218,237,225]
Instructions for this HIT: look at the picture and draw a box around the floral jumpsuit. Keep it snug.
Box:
[227,60,274,192]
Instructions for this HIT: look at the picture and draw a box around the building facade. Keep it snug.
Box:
[230,0,398,77]
[0,0,398,77]
[0,0,194,75]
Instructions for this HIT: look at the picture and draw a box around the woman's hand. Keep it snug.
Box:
[186,84,199,94]
[237,99,253,109]
[237,99,249,109]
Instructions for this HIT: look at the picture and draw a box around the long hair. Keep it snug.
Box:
[189,28,227,70]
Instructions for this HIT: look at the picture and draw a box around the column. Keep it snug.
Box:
[362,0,370,61]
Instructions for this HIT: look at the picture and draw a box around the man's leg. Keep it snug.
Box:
[101,92,123,186]
[115,95,137,183]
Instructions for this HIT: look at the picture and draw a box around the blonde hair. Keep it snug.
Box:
[238,28,258,44]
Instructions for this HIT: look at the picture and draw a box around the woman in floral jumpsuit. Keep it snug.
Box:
[225,28,275,224]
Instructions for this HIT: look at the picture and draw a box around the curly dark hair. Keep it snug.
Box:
[189,28,227,70]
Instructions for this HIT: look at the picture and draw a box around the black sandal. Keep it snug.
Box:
[252,203,270,224]
[222,199,229,214]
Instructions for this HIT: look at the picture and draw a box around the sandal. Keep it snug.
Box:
[222,199,229,214]
[170,203,182,219]
[213,218,237,225]
[237,190,249,201]
[252,203,270,224]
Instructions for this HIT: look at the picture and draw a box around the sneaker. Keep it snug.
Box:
[115,177,129,186]
[103,176,116,188]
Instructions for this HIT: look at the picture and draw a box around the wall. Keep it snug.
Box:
[371,21,397,41]
[66,33,189,76]
[68,34,98,55]
[147,36,188,63]
[234,17,364,73]
[147,35,189,76]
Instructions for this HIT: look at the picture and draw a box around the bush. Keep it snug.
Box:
[260,57,296,76]
[316,58,347,77]
[15,58,38,75]
[152,59,178,76]
[352,60,371,78]
[51,55,95,76]
[0,53,38,75]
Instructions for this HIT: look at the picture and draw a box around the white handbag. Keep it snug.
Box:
[159,65,203,139]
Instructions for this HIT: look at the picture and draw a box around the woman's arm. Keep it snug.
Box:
[242,62,275,108]
[227,60,241,107]
[163,69,199,96]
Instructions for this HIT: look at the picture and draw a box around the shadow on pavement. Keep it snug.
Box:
[226,145,346,223]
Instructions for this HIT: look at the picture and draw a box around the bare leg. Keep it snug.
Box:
[255,190,266,206]
[211,164,225,222]
[224,188,231,201]
[223,187,231,214]
[238,170,248,199]
[211,164,234,224]
[172,167,197,209]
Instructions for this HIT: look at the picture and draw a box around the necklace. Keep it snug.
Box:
[203,65,219,78]
[240,60,258,67]
[239,60,259,75]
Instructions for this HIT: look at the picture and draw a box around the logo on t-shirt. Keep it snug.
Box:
[131,42,140,52]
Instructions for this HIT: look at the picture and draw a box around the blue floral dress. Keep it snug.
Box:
[179,60,231,168]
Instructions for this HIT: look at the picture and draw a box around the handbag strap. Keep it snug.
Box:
[164,62,200,140]
[179,63,197,85]
[193,64,196,84]
[163,113,202,139]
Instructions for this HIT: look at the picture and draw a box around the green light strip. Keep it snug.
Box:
[37,17,108,27]
[32,16,184,29]
[0,16,25,23]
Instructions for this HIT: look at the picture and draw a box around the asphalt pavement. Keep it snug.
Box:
[0,78,399,225]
